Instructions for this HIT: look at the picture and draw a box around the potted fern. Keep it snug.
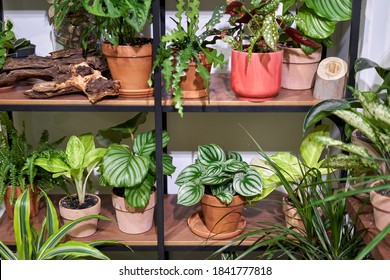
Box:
[0,112,66,219]
[52,0,154,97]
[175,143,263,236]
[97,112,176,234]
[151,0,226,117]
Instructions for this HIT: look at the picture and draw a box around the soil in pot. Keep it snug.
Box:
[59,193,101,238]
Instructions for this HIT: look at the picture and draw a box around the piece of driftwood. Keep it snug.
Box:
[0,49,119,103]
[24,62,120,103]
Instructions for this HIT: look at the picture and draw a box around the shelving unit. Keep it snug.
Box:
[0,0,368,260]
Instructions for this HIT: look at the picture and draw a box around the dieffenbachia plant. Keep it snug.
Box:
[175,144,263,206]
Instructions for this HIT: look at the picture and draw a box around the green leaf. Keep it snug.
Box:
[101,144,150,187]
[34,157,71,173]
[233,169,263,197]
[296,7,336,39]
[211,184,235,204]
[175,164,203,186]
[224,159,249,173]
[261,14,279,51]
[83,148,107,170]
[124,173,154,208]
[14,190,33,260]
[197,144,226,165]
[177,182,205,206]
[66,136,85,169]
[302,0,352,21]
[0,241,17,260]
[38,241,109,260]
[300,124,329,168]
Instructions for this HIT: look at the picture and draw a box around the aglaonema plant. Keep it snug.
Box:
[0,189,127,260]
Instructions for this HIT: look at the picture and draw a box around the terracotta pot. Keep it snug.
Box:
[281,47,322,90]
[282,195,305,234]
[200,194,245,234]
[59,193,101,238]
[179,53,212,99]
[230,49,283,101]
[102,41,153,98]
[112,190,156,234]
[5,185,40,219]
[370,181,390,231]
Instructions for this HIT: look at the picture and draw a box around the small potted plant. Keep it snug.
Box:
[151,0,226,117]
[221,0,287,100]
[0,112,66,219]
[52,0,154,97]
[279,0,353,90]
[175,143,263,236]
[97,112,176,234]
[34,133,107,238]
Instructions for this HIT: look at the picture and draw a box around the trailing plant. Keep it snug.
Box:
[150,0,226,117]
[175,143,264,206]
[51,0,153,50]
[280,0,353,54]
[0,112,66,207]
[98,112,176,208]
[0,20,31,69]
[34,133,107,206]
[0,189,128,260]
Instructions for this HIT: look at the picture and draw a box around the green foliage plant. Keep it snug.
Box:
[0,189,126,260]
[0,112,66,207]
[175,143,263,206]
[34,133,107,206]
[98,112,176,208]
[151,0,226,117]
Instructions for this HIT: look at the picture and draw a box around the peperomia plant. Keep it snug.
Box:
[98,112,176,208]
[175,143,263,206]
[150,0,226,117]
[35,133,107,206]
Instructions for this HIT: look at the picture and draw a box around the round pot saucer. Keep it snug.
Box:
[187,211,246,240]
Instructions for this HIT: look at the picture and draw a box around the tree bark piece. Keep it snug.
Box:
[313,57,348,100]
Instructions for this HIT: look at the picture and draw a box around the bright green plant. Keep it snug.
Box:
[0,112,66,207]
[34,133,107,205]
[52,0,153,50]
[151,0,226,117]
[98,112,176,208]
[175,143,263,206]
[0,189,126,260]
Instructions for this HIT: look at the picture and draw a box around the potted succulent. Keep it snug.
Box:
[52,0,154,97]
[34,133,107,237]
[151,0,226,117]
[279,0,353,90]
[97,112,176,234]
[221,0,287,100]
[0,112,66,219]
[175,143,263,236]
[0,189,126,260]
[303,58,390,231]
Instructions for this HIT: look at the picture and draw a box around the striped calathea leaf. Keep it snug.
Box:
[176,144,263,206]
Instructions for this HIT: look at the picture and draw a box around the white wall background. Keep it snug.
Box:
[1,0,390,216]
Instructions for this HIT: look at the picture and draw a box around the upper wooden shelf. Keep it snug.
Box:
[346,196,390,260]
[0,74,320,112]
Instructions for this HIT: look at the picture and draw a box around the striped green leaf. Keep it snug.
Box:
[233,169,263,197]
[204,162,225,177]
[102,144,150,187]
[14,189,33,260]
[177,182,205,206]
[0,241,17,260]
[149,153,176,176]
[313,136,372,158]
[296,7,336,39]
[201,174,231,185]
[211,184,235,205]
[227,151,243,161]
[124,173,154,208]
[224,159,248,173]
[38,241,109,260]
[175,164,203,186]
[133,130,170,156]
[303,0,352,21]
[197,144,226,165]
[321,154,378,174]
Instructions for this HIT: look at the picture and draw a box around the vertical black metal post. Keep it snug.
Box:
[346,0,362,98]
[153,0,166,260]
[0,0,3,22]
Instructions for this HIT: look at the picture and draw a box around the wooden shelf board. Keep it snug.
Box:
[346,196,390,260]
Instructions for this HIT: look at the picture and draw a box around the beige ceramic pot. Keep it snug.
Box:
[111,190,156,234]
[281,47,322,90]
[282,195,305,234]
[59,193,101,238]
[370,181,390,231]
[5,185,40,219]
[102,41,153,97]
[200,194,245,234]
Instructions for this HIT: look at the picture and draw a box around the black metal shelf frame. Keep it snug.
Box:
[0,0,362,260]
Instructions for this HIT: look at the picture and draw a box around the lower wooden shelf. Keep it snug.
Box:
[346,196,390,260]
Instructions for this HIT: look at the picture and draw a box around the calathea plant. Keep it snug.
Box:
[98,112,176,208]
[150,0,226,117]
[175,143,263,206]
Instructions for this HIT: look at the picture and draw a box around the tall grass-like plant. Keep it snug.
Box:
[0,189,127,260]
